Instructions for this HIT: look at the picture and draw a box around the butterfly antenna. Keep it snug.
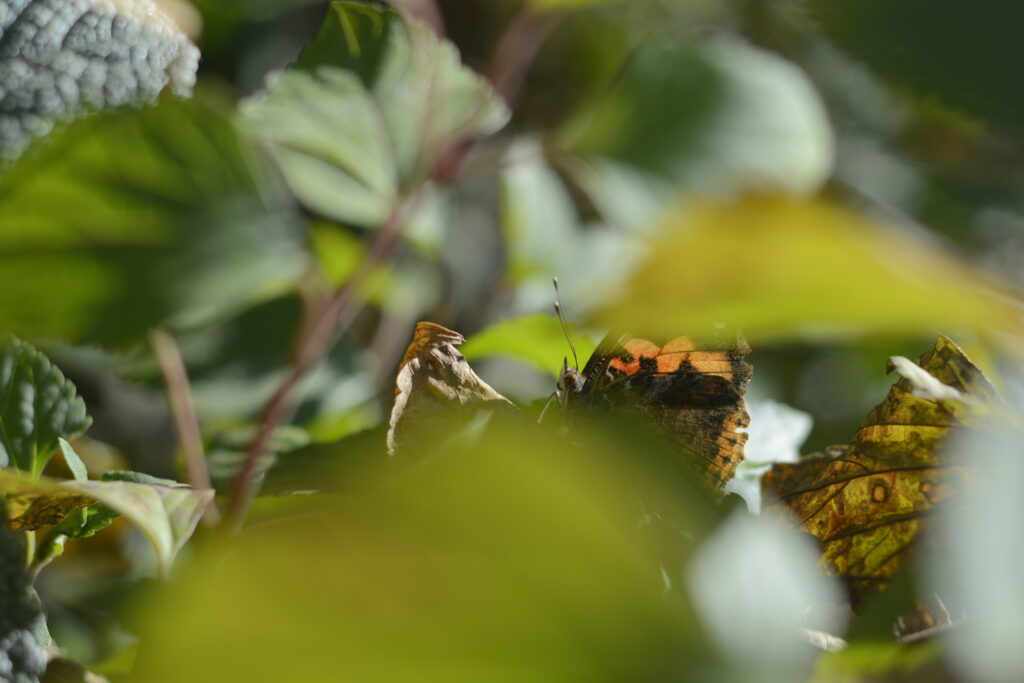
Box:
[553,278,580,369]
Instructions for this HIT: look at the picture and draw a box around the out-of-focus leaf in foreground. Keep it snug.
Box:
[598,195,1022,343]
[0,93,304,346]
[240,1,510,227]
[0,337,91,476]
[461,314,598,377]
[0,0,200,160]
[929,384,1024,683]
[763,336,1000,602]
[133,417,722,682]
[0,469,211,576]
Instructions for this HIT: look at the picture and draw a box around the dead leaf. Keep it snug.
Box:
[387,322,513,455]
[762,335,1000,602]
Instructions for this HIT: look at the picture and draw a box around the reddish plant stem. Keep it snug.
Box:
[223,203,406,531]
[149,328,220,524]
[487,5,561,105]
[223,5,561,532]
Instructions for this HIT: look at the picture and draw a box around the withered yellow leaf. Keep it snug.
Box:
[762,335,999,601]
[387,322,513,455]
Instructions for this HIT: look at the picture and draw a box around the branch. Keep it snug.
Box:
[150,328,220,524]
[223,203,407,531]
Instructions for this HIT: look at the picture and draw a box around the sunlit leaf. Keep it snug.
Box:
[0,469,211,576]
[0,338,91,476]
[240,1,510,227]
[0,93,305,346]
[461,314,598,376]
[69,478,212,577]
[598,195,1023,343]
[763,335,1000,601]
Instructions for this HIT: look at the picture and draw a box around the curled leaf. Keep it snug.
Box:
[0,469,211,576]
[387,322,513,455]
[763,335,1000,601]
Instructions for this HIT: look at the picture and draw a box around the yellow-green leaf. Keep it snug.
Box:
[597,195,1022,343]
[762,335,1000,601]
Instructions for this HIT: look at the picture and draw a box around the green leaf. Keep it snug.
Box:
[0,338,91,476]
[461,314,598,376]
[57,439,88,482]
[0,517,48,681]
[0,92,305,347]
[0,469,211,576]
[295,1,399,85]
[597,195,1023,343]
[240,2,510,226]
[69,478,212,575]
[53,502,119,541]
[568,36,833,196]
[0,0,199,160]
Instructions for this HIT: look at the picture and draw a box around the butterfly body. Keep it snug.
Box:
[559,332,752,491]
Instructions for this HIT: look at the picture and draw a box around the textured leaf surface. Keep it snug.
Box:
[763,336,999,600]
[241,1,509,226]
[0,0,199,159]
[0,93,304,346]
[0,338,90,475]
[0,516,48,681]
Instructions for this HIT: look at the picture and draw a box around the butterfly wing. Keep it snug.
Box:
[573,332,751,490]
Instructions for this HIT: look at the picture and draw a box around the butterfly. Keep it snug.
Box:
[555,331,752,491]
[388,320,751,492]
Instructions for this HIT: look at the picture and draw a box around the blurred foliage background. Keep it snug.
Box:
[1,0,1023,680]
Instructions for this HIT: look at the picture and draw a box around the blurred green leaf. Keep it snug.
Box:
[810,0,1024,133]
[295,1,399,84]
[598,195,1023,342]
[810,640,943,683]
[240,1,510,226]
[0,338,91,476]
[461,314,598,376]
[133,416,721,681]
[0,92,305,347]
[568,36,833,195]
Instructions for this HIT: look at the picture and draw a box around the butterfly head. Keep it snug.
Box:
[556,356,585,401]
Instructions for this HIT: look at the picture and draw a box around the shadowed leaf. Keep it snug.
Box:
[762,335,1000,601]
[0,337,91,476]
